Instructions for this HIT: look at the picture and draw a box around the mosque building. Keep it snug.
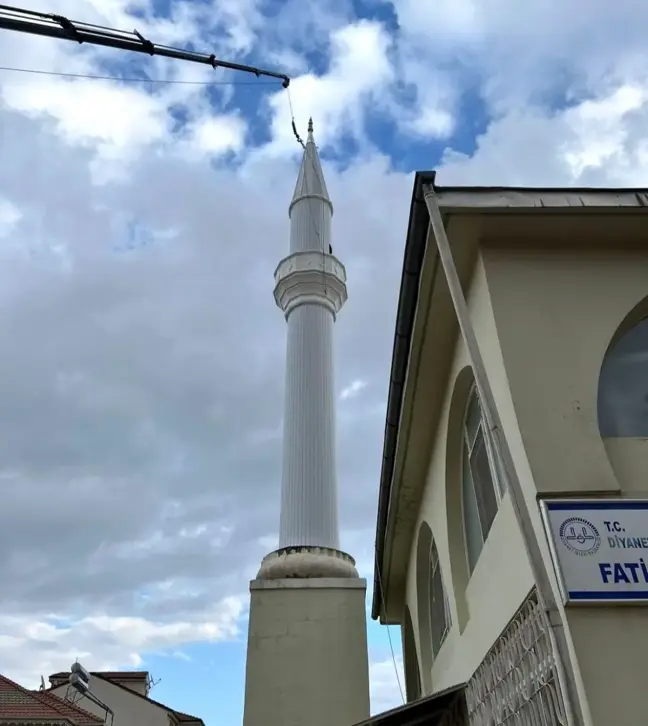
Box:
[372,174,648,726]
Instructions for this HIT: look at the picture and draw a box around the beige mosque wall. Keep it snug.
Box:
[401,233,648,726]
[482,241,648,726]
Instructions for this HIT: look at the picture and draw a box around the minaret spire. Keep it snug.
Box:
[243,118,370,726]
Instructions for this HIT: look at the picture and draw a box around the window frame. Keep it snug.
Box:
[460,383,505,574]
[429,539,451,657]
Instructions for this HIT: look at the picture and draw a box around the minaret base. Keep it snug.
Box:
[242,576,371,726]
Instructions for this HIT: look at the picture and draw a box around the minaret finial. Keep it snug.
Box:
[307,117,313,134]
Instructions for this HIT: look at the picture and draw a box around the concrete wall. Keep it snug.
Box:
[243,577,370,726]
[51,677,170,726]
[401,239,648,726]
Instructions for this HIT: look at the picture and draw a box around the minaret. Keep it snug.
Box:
[242,121,371,726]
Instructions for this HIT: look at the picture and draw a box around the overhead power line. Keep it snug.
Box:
[0,3,290,87]
[0,64,282,86]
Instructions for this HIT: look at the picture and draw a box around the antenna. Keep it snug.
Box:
[147,673,161,694]
[39,675,45,691]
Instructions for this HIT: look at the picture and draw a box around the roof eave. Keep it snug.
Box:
[371,170,436,622]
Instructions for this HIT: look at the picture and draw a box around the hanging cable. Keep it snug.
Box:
[0,64,283,85]
[286,86,305,149]
[374,546,406,704]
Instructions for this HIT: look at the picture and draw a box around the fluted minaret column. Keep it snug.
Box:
[257,119,357,580]
[277,119,343,549]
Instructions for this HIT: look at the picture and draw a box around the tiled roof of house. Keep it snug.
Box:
[0,673,102,725]
[173,710,203,723]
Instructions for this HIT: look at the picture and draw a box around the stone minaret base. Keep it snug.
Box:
[242,548,371,726]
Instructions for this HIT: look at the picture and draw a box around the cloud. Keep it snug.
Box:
[0,85,408,690]
[263,19,395,156]
[2,595,245,688]
[0,197,22,238]
[370,656,404,715]
[340,379,368,401]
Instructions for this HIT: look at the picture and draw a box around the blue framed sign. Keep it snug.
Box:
[540,499,648,604]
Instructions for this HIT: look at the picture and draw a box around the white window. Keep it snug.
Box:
[598,316,648,437]
[461,385,505,573]
[429,540,450,656]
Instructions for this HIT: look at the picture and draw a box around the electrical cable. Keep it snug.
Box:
[374,545,406,704]
[0,64,282,85]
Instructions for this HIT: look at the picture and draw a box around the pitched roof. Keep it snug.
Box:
[290,119,331,210]
[44,671,204,726]
[0,673,102,725]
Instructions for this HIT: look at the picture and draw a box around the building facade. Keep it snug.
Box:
[372,173,648,726]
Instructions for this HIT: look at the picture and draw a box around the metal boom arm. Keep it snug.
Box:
[0,3,290,87]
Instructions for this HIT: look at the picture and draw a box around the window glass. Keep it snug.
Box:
[598,317,648,437]
[429,541,450,657]
[461,447,483,573]
[461,386,503,573]
[470,433,499,539]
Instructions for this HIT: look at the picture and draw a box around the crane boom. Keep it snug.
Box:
[0,3,290,87]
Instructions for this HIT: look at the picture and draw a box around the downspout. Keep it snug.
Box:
[422,184,583,726]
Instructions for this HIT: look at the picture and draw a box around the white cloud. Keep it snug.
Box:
[1,595,245,687]
[340,379,368,401]
[263,20,395,156]
[0,197,22,238]
[4,79,170,154]
[370,656,404,715]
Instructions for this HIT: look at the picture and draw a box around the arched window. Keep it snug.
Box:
[429,540,450,657]
[415,522,451,678]
[598,317,648,437]
[461,385,505,573]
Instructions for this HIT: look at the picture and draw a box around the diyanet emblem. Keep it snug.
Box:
[559,517,601,556]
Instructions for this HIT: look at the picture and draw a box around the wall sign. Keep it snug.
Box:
[540,499,648,604]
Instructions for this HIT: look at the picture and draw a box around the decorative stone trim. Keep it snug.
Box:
[257,545,359,579]
[273,251,347,318]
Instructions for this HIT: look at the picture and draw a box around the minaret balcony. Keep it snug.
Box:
[273,250,348,318]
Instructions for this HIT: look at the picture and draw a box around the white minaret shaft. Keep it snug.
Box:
[273,119,347,550]
[243,119,370,726]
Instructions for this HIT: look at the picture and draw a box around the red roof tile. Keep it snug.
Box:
[0,673,103,725]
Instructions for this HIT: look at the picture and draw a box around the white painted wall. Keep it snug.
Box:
[243,578,370,726]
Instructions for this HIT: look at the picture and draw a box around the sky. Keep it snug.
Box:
[1,0,648,724]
